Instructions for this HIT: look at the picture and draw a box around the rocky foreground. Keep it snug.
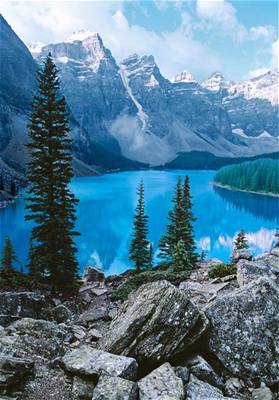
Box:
[0,248,278,399]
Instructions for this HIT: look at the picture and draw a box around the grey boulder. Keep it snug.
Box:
[0,292,46,326]
[138,363,184,400]
[205,277,279,385]
[0,318,69,361]
[230,249,252,265]
[0,355,34,396]
[187,355,223,389]
[92,375,138,400]
[186,375,233,400]
[101,281,208,363]
[236,260,276,286]
[62,345,138,381]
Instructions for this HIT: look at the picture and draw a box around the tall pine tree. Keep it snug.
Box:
[129,180,150,271]
[182,175,197,263]
[25,54,79,294]
[159,176,197,264]
[1,236,17,271]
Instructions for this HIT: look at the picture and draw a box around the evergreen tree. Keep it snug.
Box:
[182,176,197,262]
[129,180,150,271]
[173,240,192,273]
[10,179,17,196]
[148,242,153,269]
[159,176,197,264]
[234,229,249,250]
[25,54,79,294]
[26,238,37,280]
[1,236,17,271]
[0,175,4,191]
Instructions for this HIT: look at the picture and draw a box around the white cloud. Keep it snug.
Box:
[250,25,276,42]
[196,0,275,43]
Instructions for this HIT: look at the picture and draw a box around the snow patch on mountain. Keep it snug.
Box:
[119,64,148,130]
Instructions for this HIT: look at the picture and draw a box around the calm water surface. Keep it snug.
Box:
[1,170,278,275]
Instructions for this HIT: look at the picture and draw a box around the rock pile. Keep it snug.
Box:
[0,248,277,399]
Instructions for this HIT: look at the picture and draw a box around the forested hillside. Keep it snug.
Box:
[214,159,279,195]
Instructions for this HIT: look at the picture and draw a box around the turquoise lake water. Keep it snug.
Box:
[0,170,278,275]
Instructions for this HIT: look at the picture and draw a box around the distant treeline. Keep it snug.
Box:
[214,159,279,195]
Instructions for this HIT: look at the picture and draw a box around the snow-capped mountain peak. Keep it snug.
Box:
[201,71,228,92]
[172,70,197,83]
[65,29,98,43]
[227,70,278,106]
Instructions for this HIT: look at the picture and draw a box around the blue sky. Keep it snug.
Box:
[1,0,278,81]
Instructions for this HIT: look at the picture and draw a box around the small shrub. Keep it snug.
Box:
[110,268,190,302]
[208,263,236,279]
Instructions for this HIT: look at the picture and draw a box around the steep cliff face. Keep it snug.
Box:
[0,20,140,175]
[38,31,137,154]
[0,14,36,170]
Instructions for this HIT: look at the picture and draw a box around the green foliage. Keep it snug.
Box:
[10,179,17,196]
[0,175,4,191]
[208,263,236,279]
[0,236,29,290]
[129,180,150,271]
[0,268,30,291]
[1,237,17,271]
[214,159,279,195]
[159,176,197,264]
[173,240,192,272]
[234,229,249,250]
[25,54,79,295]
[111,267,190,302]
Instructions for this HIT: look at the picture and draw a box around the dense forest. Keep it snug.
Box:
[214,159,279,195]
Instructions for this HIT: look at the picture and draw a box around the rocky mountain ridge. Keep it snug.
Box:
[32,30,279,165]
[1,15,278,173]
[0,245,278,399]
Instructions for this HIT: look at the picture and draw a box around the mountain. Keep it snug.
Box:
[0,19,142,177]
[1,15,278,172]
[201,71,278,139]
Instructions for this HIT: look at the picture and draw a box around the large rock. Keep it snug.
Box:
[0,318,69,361]
[82,266,105,287]
[62,345,138,381]
[186,375,233,400]
[101,281,208,363]
[0,292,46,326]
[92,376,138,400]
[138,363,184,400]
[0,355,34,396]
[205,277,279,385]
[236,260,276,286]
[187,355,223,389]
[230,249,252,265]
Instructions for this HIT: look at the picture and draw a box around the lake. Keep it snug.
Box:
[1,170,278,275]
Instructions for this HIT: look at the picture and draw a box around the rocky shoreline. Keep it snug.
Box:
[212,182,279,198]
[0,247,278,399]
